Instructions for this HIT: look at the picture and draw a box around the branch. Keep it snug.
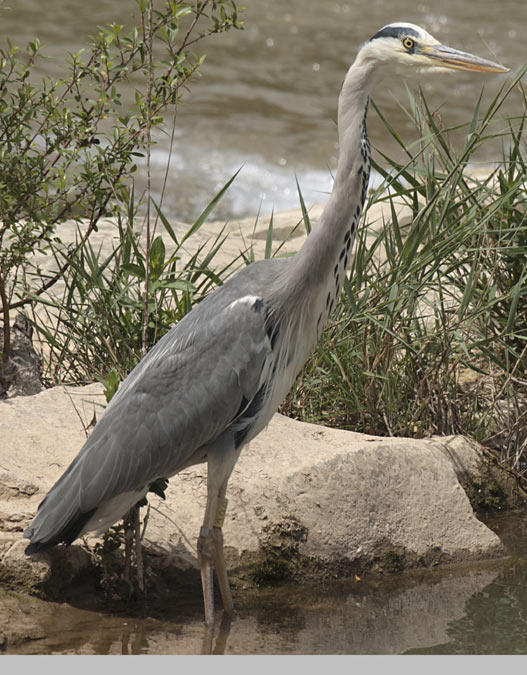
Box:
[0,270,10,383]
[142,0,154,357]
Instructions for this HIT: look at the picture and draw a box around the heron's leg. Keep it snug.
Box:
[212,488,234,616]
[197,443,240,626]
[213,613,233,655]
[197,504,218,627]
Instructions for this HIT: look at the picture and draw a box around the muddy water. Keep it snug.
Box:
[2,0,526,221]
[2,512,527,655]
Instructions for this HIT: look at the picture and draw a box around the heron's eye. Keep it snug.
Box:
[402,37,415,51]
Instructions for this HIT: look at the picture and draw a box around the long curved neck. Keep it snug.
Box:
[289,56,376,294]
[261,55,378,397]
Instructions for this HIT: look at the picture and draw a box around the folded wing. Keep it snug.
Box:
[24,289,275,550]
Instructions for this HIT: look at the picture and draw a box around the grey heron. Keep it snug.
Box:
[24,23,508,626]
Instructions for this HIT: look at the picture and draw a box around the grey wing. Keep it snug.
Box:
[78,293,274,509]
[25,292,274,548]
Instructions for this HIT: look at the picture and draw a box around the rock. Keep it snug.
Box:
[0,383,514,599]
[164,419,506,578]
[1,313,44,399]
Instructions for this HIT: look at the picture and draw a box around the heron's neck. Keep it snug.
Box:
[289,58,375,304]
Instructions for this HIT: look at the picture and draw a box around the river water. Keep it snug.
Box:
[2,0,526,222]
[3,511,527,654]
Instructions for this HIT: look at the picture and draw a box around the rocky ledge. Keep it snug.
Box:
[0,383,524,605]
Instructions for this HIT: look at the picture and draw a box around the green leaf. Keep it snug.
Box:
[152,198,180,246]
[96,370,121,403]
[159,279,196,292]
[121,262,146,280]
[182,169,241,245]
[149,235,166,281]
[149,477,169,500]
[295,175,311,234]
[265,210,274,259]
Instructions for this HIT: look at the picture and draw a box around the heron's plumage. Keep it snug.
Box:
[369,23,423,42]
[24,22,508,625]
[25,259,290,549]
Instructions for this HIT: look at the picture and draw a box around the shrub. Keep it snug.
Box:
[0,0,242,389]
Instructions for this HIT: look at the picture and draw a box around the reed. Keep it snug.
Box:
[283,69,527,474]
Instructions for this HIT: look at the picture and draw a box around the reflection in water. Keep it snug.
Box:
[407,512,527,655]
[4,513,527,654]
[208,615,233,655]
[5,511,527,656]
[409,562,527,655]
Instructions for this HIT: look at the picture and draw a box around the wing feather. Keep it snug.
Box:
[77,292,272,511]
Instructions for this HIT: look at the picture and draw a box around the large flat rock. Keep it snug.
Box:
[0,383,505,592]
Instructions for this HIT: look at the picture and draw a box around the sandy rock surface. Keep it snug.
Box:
[0,381,505,593]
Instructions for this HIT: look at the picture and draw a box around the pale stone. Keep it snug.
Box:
[0,200,509,588]
[0,383,504,591]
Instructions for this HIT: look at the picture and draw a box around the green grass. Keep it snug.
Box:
[282,68,527,474]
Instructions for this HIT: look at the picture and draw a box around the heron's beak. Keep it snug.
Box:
[421,44,509,73]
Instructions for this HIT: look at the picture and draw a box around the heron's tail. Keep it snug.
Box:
[24,504,96,554]
[23,454,95,555]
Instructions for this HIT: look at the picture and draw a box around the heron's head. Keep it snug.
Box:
[358,22,508,75]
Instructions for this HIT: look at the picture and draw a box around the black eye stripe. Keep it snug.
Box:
[369,26,420,42]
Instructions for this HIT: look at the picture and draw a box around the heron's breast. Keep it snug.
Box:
[255,318,318,434]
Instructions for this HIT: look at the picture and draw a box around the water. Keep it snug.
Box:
[2,0,525,222]
[406,512,527,655]
[3,512,527,654]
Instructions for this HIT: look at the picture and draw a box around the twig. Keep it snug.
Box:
[149,503,197,555]
[142,0,155,358]
[0,270,10,383]
[154,98,179,236]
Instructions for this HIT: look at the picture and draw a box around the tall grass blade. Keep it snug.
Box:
[182,168,241,244]
[295,175,312,234]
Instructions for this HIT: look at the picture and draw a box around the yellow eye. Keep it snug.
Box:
[403,37,415,50]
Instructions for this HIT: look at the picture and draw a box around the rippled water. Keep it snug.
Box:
[2,0,526,221]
